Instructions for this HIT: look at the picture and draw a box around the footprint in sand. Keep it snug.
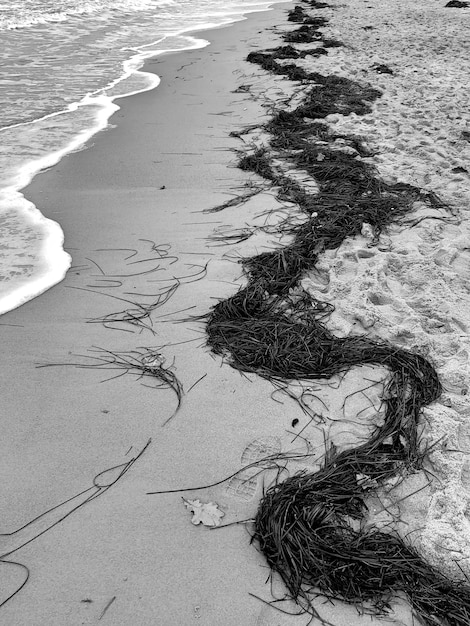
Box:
[440,354,470,396]
[335,251,359,282]
[450,248,470,281]
[305,267,330,292]
[461,459,470,493]
[366,289,407,328]
[367,291,394,307]
[356,248,376,259]
[226,436,281,501]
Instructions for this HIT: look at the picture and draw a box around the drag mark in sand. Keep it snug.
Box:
[203,2,470,624]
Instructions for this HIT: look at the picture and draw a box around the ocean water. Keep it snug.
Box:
[0,0,283,316]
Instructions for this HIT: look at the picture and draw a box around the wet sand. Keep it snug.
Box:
[0,4,313,625]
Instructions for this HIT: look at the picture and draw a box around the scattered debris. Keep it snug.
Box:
[183,498,225,527]
[232,84,251,93]
[98,596,116,621]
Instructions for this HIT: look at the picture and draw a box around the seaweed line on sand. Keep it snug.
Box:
[202,3,470,625]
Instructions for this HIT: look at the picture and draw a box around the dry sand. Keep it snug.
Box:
[294,0,470,582]
[1,0,470,624]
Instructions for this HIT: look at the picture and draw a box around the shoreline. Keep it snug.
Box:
[0,2,290,318]
[0,4,290,315]
[1,0,470,623]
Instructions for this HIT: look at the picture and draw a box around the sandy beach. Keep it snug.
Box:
[1,0,470,624]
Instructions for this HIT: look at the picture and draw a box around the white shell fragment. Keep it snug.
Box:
[183,498,225,527]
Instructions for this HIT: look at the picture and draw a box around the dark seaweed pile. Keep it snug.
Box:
[204,4,470,624]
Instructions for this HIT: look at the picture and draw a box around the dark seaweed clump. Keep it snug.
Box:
[256,453,470,623]
[246,51,313,81]
[284,24,324,43]
[205,4,469,625]
[288,5,311,21]
[288,7,329,27]
[263,44,328,60]
[301,0,330,7]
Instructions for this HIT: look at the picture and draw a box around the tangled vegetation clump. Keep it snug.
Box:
[288,5,311,22]
[204,1,469,623]
[301,0,330,7]
[284,24,324,43]
[288,8,329,27]
[256,458,470,624]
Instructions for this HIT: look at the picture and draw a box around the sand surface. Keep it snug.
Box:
[293,0,470,582]
[1,0,470,624]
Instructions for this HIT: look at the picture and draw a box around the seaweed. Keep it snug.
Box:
[284,25,324,43]
[302,47,328,57]
[288,7,329,27]
[301,0,330,7]
[247,49,382,113]
[287,5,310,22]
[203,2,464,622]
[322,38,344,48]
[246,51,313,81]
[255,461,470,624]
[238,149,276,180]
[1,441,151,609]
[266,44,301,59]
[39,346,184,424]
[262,44,328,60]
